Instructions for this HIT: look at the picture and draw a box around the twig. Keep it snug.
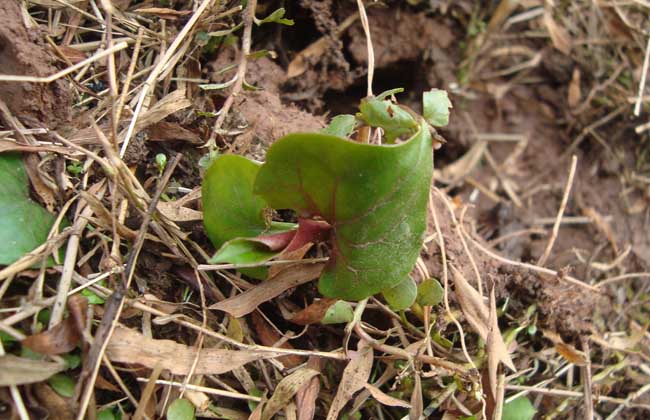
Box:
[597,272,650,288]
[120,0,216,157]
[49,183,107,327]
[136,378,263,402]
[356,0,374,97]
[206,0,257,148]
[581,336,594,420]
[634,35,650,117]
[537,155,577,267]
[0,42,128,83]
[466,232,600,292]
[197,257,330,271]
[429,192,477,369]
[76,154,182,420]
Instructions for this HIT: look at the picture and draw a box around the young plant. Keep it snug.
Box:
[202,89,451,304]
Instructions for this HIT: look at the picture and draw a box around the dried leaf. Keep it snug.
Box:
[32,382,75,420]
[0,140,76,155]
[568,68,581,108]
[365,384,411,408]
[123,89,192,136]
[486,288,500,399]
[326,341,373,420]
[135,7,193,20]
[452,267,515,371]
[251,312,304,369]
[57,45,87,65]
[543,330,587,366]
[146,121,201,144]
[434,141,486,184]
[296,358,322,420]
[22,295,87,355]
[289,298,337,325]
[0,354,65,386]
[106,327,285,375]
[543,10,571,55]
[157,201,203,222]
[210,262,325,317]
[409,373,423,420]
[261,368,320,420]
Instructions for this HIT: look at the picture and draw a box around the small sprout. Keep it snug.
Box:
[67,161,83,176]
[155,153,167,176]
[254,8,294,26]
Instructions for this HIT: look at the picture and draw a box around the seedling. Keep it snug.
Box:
[202,89,452,303]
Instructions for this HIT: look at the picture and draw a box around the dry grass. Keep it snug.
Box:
[0,1,649,419]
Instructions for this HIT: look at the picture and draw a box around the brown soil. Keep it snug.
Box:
[0,1,71,128]
[2,1,650,419]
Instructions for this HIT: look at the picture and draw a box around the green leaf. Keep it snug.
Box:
[97,408,117,420]
[416,278,444,306]
[321,114,357,138]
[254,122,433,300]
[502,396,536,420]
[81,288,105,305]
[202,155,269,249]
[210,238,279,265]
[167,398,196,420]
[321,300,354,324]
[0,153,61,266]
[48,373,75,397]
[375,87,405,100]
[423,89,452,127]
[255,8,294,26]
[358,98,418,143]
[62,353,81,370]
[382,277,417,310]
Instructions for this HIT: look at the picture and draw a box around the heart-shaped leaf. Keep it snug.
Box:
[383,277,417,310]
[0,153,61,266]
[254,121,433,300]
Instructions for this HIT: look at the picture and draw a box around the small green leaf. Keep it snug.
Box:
[167,398,196,420]
[358,98,418,143]
[210,238,278,265]
[202,155,268,249]
[382,277,417,310]
[247,388,265,412]
[321,114,357,138]
[255,8,294,26]
[416,278,444,306]
[48,373,75,397]
[502,396,536,420]
[0,153,62,266]
[97,408,117,420]
[255,120,433,300]
[62,353,81,370]
[81,288,105,305]
[423,89,452,127]
[321,301,354,324]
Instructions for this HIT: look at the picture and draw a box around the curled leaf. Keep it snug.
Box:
[382,277,417,310]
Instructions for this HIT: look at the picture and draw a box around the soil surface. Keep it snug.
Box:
[2,1,649,419]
